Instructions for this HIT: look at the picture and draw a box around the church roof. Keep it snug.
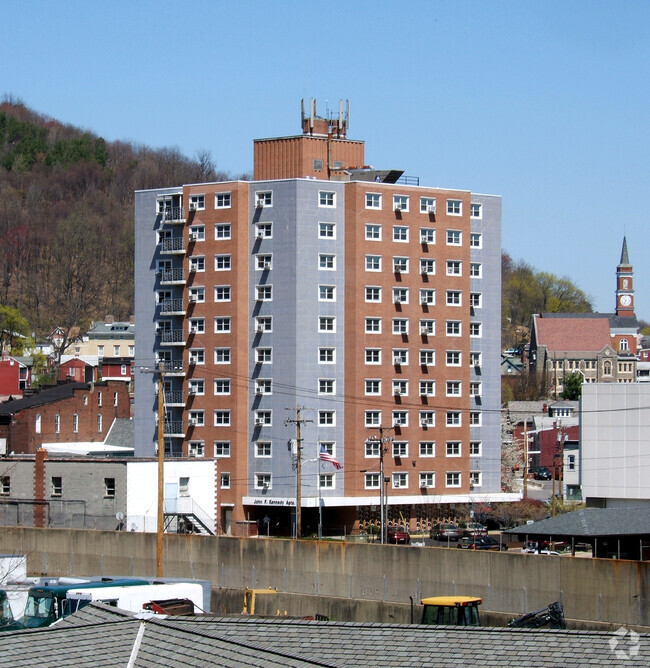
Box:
[533,315,612,353]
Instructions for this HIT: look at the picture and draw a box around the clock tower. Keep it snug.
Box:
[615,236,634,317]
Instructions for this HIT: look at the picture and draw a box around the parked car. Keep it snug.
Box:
[386,525,410,545]
[462,522,487,537]
[430,523,461,542]
[531,466,552,480]
[457,536,508,551]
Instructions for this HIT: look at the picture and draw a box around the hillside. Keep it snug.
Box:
[0,99,245,344]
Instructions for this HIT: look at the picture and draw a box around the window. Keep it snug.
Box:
[114,345,120,356]
[365,317,381,333]
[365,473,380,489]
[214,410,231,426]
[469,471,482,487]
[446,321,461,336]
[319,254,335,270]
[190,256,206,273]
[419,472,435,488]
[35,414,41,434]
[214,379,231,395]
[365,255,381,271]
[393,257,408,273]
[365,348,381,364]
[470,262,481,278]
[446,260,461,276]
[214,348,231,364]
[214,285,231,302]
[393,380,408,396]
[393,441,408,457]
[1,476,10,495]
[469,412,481,426]
[113,392,118,406]
[470,352,481,367]
[392,472,408,489]
[365,379,381,395]
[73,413,79,433]
[319,222,335,238]
[319,285,335,301]
[470,202,482,218]
[256,441,272,457]
[215,192,231,208]
[319,410,335,426]
[121,364,128,376]
[255,379,272,395]
[393,288,408,304]
[256,285,272,301]
[470,232,482,248]
[365,224,381,240]
[419,320,435,335]
[51,477,62,497]
[189,348,205,365]
[215,224,231,239]
[214,441,230,457]
[419,380,435,397]
[256,191,272,207]
[104,478,116,499]
[319,379,335,395]
[98,345,104,357]
[98,391,102,407]
[189,194,205,210]
[393,349,408,365]
[393,195,409,212]
[392,411,408,427]
[470,441,482,456]
[419,350,435,366]
[446,472,461,488]
[446,230,461,245]
[446,441,461,457]
[319,316,336,332]
[256,348,272,364]
[420,290,435,306]
[446,381,461,396]
[214,317,231,332]
[256,254,273,271]
[365,440,380,457]
[420,228,436,244]
[568,454,576,471]
[255,473,272,489]
[419,441,435,457]
[254,410,271,426]
[469,293,482,308]
[189,441,205,457]
[256,222,273,239]
[178,477,190,497]
[447,199,462,215]
[365,192,381,209]
[190,225,205,241]
[420,411,435,427]
[470,323,482,337]
[393,226,409,242]
[320,441,335,457]
[365,411,381,427]
[470,382,481,397]
[189,410,205,426]
[319,191,336,207]
[446,411,461,426]
[189,286,205,303]
[220,473,231,489]
[315,348,334,365]
[189,317,206,333]
[393,319,408,335]
[420,197,436,214]
[97,414,103,433]
[319,473,334,489]
[420,258,436,275]
[365,286,381,302]
[446,291,462,306]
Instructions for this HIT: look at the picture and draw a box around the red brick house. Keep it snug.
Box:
[0,380,130,455]
[58,357,98,384]
[0,352,32,398]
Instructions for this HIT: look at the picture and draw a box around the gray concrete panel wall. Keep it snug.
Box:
[2,528,649,627]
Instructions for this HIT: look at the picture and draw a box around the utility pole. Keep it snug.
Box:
[523,420,528,500]
[367,426,393,544]
[141,361,166,577]
[286,407,312,539]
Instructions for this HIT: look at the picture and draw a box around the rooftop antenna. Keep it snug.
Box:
[310,98,315,134]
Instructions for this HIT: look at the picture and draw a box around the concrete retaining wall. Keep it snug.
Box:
[1,528,648,627]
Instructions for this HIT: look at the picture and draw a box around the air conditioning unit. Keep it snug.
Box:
[420,235,430,244]
[393,419,404,427]
[189,233,198,241]
[188,418,197,426]
[394,298,402,305]
[394,389,402,396]
[421,419,432,427]
[255,417,265,426]
[189,326,198,334]
[189,358,197,366]
[189,294,197,303]
[256,198,264,208]
[420,326,430,335]
[188,387,197,396]
[255,387,264,395]
[189,202,198,211]
[263,262,271,270]
[189,266,196,273]
[257,325,264,333]
[421,269,428,276]
[427,205,436,214]
[394,267,401,274]
[420,482,428,489]
[394,204,402,212]
[393,357,402,365]
[421,297,430,305]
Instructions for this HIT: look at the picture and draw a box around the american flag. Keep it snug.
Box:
[320,445,343,470]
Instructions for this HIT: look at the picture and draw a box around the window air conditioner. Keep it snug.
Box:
[256,198,264,208]
[189,202,198,211]
[393,358,401,365]
[421,269,428,276]
[427,205,436,214]
[421,297,430,305]
[189,294,197,303]
[255,417,265,426]
[394,389,402,396]
[188,387,197,395]
[255,387,264,395]
[257,325,264,333]
[420,236,429,244]
[264,262,271,270]
[394,205,402,212]
[420,326,430,335]
[189,326,198,334]
[420,482,428,489]
[421,419,431,427]
[189,358,197,366]
[189,233,198,241]
[188,418,197,426]
[394,298,402,305]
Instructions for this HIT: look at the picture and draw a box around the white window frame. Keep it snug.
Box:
[319,347,336,364]
[365,286,381,303]
[446,411,462,427]
[420,197,436,214]
[365,192,381,209]
[365,254,381,271]
[319,410,335,426]
[365,379,381,395]
[215,192,231,209]
[319,254,336,270]
[470,322,482,338]
[215,223,231,240]
[393,195,409,212]
[319,191,336,208]
[319,222,336,239]
[420,228,436,244]
[365,317,381,334]
[419,441,435,457]
[393,226,409,242]
[446,472,461,488]
[365,224,381,240]
[446,229,461,246]
[365,411,381,427]
[392,472,408,489]
[214,285,231,302]
[214,317,231,333]
[470,202,482,219]
[255,191,272,207]
[470,232,482,248]
[446,199,462,216]
[319,316,336,332]
[365,348,381,364]
[214,254,231,271]
[419,349,435,366]
[419,472,435,489]
[319,285,335,301]
[446,441,461,457]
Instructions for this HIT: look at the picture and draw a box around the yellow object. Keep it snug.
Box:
[421,596,482,607]
[242,587,278,615]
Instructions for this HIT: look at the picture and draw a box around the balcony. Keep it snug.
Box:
[161,360,185,376]
[159,299,186,316]
[158,329,186,346]
[159,268,186,285]
[160,237,185,255]
[160,207,185,224]
[164,390,185,407]
[163,420,185,438]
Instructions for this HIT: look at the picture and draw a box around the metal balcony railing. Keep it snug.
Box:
[161,360,184,375]
[160,299,185,314]
[159,329,185,345]
[164,390,185,406]
[159,268,185,284]
[161,207,185,223]
[160,237,185,254]
[163,420,185,436]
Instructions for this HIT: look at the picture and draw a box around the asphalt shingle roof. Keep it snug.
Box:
[0,382,88,415]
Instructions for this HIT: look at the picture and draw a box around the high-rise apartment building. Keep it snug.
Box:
[134,101,506,535]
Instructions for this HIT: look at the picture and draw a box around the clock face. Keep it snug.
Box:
[620,294,632,307]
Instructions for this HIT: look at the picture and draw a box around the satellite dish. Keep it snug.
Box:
[116,512,124,521]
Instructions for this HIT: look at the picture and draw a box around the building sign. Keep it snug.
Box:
[243,496,296,507]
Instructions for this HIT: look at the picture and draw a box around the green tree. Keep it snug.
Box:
[560,372,583,400]
[0,304,29,352]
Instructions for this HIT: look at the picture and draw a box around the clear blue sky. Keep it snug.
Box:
[4,1,650,321]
